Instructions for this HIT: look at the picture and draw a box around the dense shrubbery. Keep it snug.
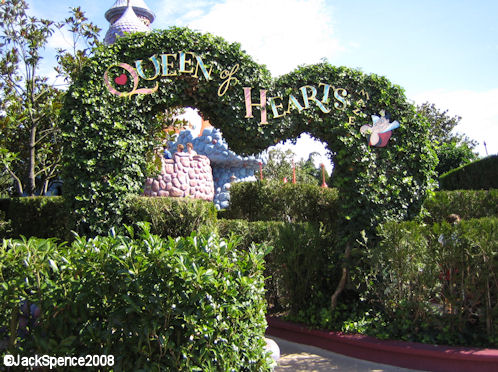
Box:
[0,197,69,241]
[123,195,217,238]
[0,227,272,371]
[439,155,498,190]
[357,217,497,347]
[423,189,498,223]
[217,219,341,316]
[0,195,218,241]
[225,181,339,227]
[219,183,498,348]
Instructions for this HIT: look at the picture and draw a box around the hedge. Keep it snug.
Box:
[0,196,69,241]
[439,155,498,190]
[122,195,217,238]
[0,227,272,371]
[225,181,340,227]
[0,195,218,241]
[423,189,498,223]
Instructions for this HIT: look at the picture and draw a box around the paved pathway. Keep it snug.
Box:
[272,337,426,372]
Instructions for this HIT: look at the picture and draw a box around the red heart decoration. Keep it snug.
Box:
[114,73,128,85]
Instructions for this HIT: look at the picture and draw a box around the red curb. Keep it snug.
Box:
[266,317,498,372]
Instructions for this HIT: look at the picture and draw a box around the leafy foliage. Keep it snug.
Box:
[423,189,498,223]
[122,195,217,238]
[0,195,218,241]
[61,27,436,237]
[0,228,272,370]
[225,181,339,227]
[217,219,339,316]
[0,2,101,196]
[0,196,69,241]
[54,7,101,84]
[417,102,478,176]
[434,140,478,176]
[357,218,498,347]
[262,148,325,185]
[439,155,498,190]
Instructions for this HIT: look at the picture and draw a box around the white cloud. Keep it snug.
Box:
[185,0,342,76]
[47,28,73,50]
[411,89,498,157]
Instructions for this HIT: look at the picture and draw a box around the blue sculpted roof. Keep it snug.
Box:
[172,128,262,170]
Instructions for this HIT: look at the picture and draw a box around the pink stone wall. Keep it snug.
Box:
[144,153,215,200]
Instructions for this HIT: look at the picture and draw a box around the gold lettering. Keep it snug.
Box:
[334,88,348,110]
[285,94,304,114]
[193,55,213,81]
[218,64,239,97]
[300,85,331,113]
[161,53,178,76]
[269,96,286,119]
[319,83,334,104]
[179,51,195,74]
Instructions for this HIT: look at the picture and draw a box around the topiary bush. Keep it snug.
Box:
[225,181,340,227]
[0,226,272,371]
[439,155,498,190]
[0,196,69,241]
[423,189,498,223]
[122,195,217,238]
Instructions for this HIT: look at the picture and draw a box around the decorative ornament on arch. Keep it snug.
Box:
[360,111,400,148]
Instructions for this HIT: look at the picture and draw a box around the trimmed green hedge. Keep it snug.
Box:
[0,196,69,241]
[225,181,340,226]
[123,195,217,238]
[439,155,498,190]
[423,189,498,223]
[0,195,218,240]
[0,228,271,370]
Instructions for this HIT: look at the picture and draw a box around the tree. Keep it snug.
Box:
[417,102,478,176]
[0,1,100,196]
[262,148,325,185]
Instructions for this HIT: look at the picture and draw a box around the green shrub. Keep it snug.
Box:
[217,219,284,311]
[0,209,11,237]
[0,227,272,371]
[226,181,340,227]
[423,190,498,223]
[273,223,340,316]
[217,219,283,251]
[217,219,341,316]
[123,195,217,238]
[360,217,498,347]
[0,197,69,241]
[439,155,498,190]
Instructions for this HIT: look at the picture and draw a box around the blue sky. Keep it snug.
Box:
[26,0,498,159]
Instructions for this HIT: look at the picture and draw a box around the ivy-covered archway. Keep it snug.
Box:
[61,27,436,235]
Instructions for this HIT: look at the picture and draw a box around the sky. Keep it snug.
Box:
[25,0,498,164]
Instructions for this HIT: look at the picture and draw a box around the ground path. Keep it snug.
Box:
[273,337,425,372]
